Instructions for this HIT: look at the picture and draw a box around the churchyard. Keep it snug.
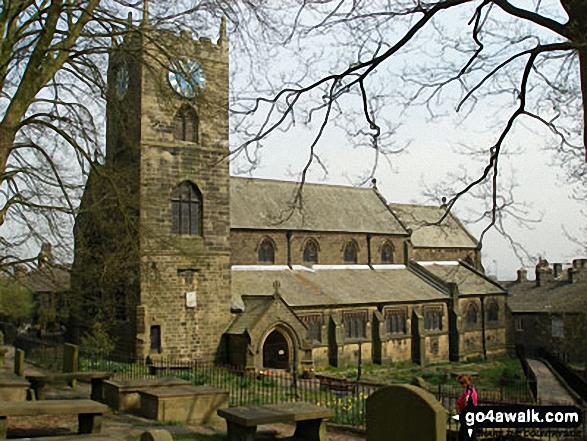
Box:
[317,355,533,402]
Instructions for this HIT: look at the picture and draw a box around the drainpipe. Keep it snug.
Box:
[286,231,292,269]
[367,234,372,268]
[480,297,487,360]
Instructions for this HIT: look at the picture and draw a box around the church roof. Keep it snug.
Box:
[413,261,505,296]
[230,177,407,235]
[231,265,445,307]
[388,203,478,249]
[225,296,273,334]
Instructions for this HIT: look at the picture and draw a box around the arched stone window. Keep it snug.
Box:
[380,241,394,264]
[343,240,358,264]
[171,181,202,235]
[258,237,275,264]
[466,303,478,324]
[174,105,199,142]
[487,302,499,323]
[302,239,319,264]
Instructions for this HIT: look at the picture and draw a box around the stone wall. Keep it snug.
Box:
[136,30,231,361]
[230,231,404,265]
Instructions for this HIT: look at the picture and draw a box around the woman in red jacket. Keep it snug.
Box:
[457,373,478,412]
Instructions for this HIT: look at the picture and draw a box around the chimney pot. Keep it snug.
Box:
[516,268,527,282]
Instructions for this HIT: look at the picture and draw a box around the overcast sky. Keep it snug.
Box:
[226,1,586,281]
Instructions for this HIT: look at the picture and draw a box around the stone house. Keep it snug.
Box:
[70,18,507,370]
[505,259,587,364]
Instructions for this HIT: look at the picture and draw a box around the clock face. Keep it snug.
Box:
[168,57,206,98]
[115,64,129,100]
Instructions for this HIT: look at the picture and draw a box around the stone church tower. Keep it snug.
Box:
[71,15,231,361]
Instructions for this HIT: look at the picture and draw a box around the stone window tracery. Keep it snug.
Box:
[487,302,499,323]
[258,237,275,264]
[171,181,202,236]
[302,239,319,264]
[343,240,358,264]
[385,308,407,334]
[301,315,323,342]
[466,303,479,324]
[380,241,394,264]
[424,307,443,331]
[343,311,367,339]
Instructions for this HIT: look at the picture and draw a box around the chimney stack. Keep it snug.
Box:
[516,268,527,282]
[568,268,576,284]
[572,258,587,270]
[37,242,52,269]
[553,263,562,280]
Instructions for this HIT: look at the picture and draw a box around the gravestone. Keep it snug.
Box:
[0,331,7,368]
[366,384,446,441]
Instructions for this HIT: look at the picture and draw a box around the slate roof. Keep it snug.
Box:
[389,203,478,249]
[16,265,71,293]
[414,262,505,296]
[231,265,446,308]
[230,177,407,235]
[504,279,587,314]
[225,296,273,335]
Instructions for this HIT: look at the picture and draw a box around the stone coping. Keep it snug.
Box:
[104,377,191,391]
[0,399,109,416]
[0,370,29,387]
[139,386,227,398]
[218,402,333,427]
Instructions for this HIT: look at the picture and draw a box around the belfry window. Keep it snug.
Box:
[302,239,319,264]
[174,105,198,142]
[258,238,275,264]
[171,181,202,236]
[343,240,358,264]
[381,241,394,264]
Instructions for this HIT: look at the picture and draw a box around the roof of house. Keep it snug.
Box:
[231,265,446,308]
[230,177,407,235]
[414,261,505,296]
[504,279,587,313]
[16,265,71,293]
[388,203,478,249]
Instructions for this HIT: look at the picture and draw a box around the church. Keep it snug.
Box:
[70,17,507,371]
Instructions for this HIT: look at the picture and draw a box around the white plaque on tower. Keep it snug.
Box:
[186,291,197,308]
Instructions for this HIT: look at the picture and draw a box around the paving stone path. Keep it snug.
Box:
[527,358,578,406]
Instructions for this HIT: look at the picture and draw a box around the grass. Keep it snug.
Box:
[318,355,527,389]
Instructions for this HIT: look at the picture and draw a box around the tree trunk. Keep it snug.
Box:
[579,46,587,161]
